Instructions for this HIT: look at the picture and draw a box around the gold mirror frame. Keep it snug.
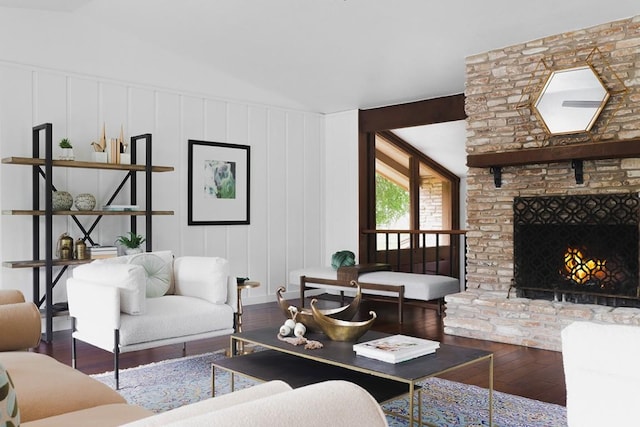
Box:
[532,65,609,136]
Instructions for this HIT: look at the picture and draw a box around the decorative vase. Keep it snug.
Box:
[91,152,107,163]
[125,247,143,256]
[60,148,75,160]
[74,193,96,211]
[52,191,73,211]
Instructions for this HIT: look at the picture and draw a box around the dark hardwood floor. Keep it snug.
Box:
[34,295,566,407]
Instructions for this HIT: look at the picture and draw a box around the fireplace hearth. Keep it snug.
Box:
[513,193,640,307]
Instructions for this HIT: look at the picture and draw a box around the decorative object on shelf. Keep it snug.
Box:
[115,231,146,255]
[102,204,140,211]
[188,140,250,225]
[91,148,107,163]
[75,238,88,260]
[276,284,362,332]
[90,123,107,162]
[73,193,96,211]
[310,298,376,342]
[58,138,74,160]
[87,245,118,259]
[90,123,128,164]
[119,124,130,165]
[52,190,73,211]
[56,232,74,260]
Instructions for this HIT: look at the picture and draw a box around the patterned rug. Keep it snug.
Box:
[92,351,567,427]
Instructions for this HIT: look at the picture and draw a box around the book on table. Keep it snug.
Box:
[353,334,440,363]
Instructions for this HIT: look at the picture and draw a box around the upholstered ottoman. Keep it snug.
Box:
[289,266,460,321]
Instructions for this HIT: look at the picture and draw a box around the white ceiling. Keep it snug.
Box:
[393,121,467,177]
[0,1,637,178]
[1,0,637,114]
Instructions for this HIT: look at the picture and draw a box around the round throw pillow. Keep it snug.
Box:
[0,362,20,427]
[331,250,356,270]
[128,253,172,298]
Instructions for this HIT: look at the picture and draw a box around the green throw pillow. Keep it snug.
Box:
[331,250,356,270]
[0,362,20,427]
[128,253,172,298]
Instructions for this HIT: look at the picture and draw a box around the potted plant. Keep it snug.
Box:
[59,138,75,160]
[115,231,146,255]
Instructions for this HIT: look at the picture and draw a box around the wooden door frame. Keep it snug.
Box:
[358,94,467,263]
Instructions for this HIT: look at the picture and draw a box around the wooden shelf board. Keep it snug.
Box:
[3,210,174,216]
[3,258,93,269]
[1,157,173,172]
[467,138,640,168]
[39,308,69,317]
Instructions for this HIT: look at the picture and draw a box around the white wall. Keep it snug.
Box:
[0,9,326,328]
[0,7,304,111]
[323,110,359,260]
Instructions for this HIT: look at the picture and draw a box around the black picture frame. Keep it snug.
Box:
[188,140,250,225]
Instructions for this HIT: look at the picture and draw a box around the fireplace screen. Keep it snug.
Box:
[513,193,640,306]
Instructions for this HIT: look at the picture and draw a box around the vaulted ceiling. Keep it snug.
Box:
[1,0,637,113]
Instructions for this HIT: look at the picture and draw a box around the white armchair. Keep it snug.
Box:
[67,252,237,389]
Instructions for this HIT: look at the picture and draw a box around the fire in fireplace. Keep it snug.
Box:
[564,247,608,285]
[513,193,640,307]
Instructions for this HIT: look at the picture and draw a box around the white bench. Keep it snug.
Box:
[288,266,460,323]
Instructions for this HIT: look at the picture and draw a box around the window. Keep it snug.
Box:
[375,131,454,249]
[358,96,466,274]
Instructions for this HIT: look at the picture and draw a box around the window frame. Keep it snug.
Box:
[358,95,466,264]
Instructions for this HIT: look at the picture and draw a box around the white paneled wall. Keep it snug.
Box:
[0,62,325,324]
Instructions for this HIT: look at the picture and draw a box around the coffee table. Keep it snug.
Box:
[212,328,494,426]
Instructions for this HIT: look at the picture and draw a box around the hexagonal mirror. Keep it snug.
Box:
[533,65,609,135]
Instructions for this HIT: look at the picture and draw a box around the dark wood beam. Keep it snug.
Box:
[359,94,466,132]
[467,138,640,168]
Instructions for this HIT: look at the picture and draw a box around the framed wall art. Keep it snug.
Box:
[188,140,250,225]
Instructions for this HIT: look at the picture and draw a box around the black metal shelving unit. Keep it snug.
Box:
[1,123,174,342]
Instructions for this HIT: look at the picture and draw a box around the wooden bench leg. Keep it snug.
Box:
[437,298,445,317]
[300,276,307,308]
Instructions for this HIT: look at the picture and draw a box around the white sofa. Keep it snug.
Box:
[122,379,389,427]
[561,321,640,427]
[3,290,387,427]
[67,252,237,389]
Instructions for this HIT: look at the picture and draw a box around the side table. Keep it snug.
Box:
[236,280,260,333]
[234,279,260,355]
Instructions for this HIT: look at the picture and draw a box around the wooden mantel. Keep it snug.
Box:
[467,138,640,168]
[466,138,640,187]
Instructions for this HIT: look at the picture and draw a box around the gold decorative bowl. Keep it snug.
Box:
[276,283,362,333]
[310,298,376,342]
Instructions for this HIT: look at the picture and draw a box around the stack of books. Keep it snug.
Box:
[353,334,440,363]
[102,205,140,212]
[88,245,118,259]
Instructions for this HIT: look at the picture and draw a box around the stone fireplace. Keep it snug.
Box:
[514,193,639,306]
[443,15,640,351]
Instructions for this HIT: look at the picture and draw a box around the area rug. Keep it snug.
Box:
[92,351,567,427]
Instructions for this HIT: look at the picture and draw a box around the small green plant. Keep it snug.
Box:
[115,231,146,249]
[59,138,73,149]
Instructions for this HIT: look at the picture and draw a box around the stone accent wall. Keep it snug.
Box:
[419,177,443,230]
[444,15,640,351]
